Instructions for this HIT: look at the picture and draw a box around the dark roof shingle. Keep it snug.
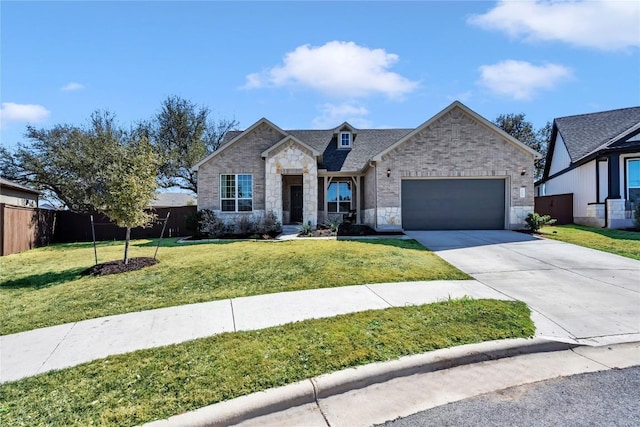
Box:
[555,106,640,161]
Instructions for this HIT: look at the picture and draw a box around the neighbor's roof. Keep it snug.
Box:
[0,177,40,195]
[149,192,196,208]
[555,106,640,162]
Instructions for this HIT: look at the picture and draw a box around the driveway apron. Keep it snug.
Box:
[405,230,640,345]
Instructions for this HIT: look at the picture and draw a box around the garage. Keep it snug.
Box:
[401,179,505,230]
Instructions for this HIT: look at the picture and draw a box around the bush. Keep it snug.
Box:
[298,222,314,237]
[185,210,205,238]
[634,204,640,229]
[235,215,255,236]
[324,218,341,234]
[259,211,282,236]
[199,209,227,238]
[525,212,557,232]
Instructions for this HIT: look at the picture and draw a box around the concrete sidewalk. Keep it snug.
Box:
[1,279,507,383]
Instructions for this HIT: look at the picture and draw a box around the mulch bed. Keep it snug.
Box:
[82,257,158,276]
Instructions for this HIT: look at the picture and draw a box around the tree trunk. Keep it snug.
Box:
[124,227,131,264]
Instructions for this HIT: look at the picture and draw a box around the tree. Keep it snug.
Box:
[494,113,551,180]
[150,96,238,193]
[1,111,125,212]
[89,132,159,264]
[0,111,159,263]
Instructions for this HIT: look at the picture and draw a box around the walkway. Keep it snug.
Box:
[1,280,505,383]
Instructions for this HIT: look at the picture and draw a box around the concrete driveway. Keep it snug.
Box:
[405,230,640,345]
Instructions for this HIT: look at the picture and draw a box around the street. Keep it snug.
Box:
[383,366,640,427]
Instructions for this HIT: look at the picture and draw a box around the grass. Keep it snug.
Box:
[0,238,469,335]
[0,299,534,427]
[539,224,640,260]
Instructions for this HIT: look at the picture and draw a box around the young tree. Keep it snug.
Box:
[494,113,550,180]
[89,134,159,264]
[150,96,238,193]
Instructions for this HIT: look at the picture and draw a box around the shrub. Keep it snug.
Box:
[634,204,640,229]
[185,210,205,238]
[525,212,557,232]
[235,215,255,236]
[199,209,227,238]
[298,222,314,237]
[257,211,282,237]
[324,218,341,234]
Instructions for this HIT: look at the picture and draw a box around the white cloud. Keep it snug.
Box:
[60,82,85,92]
[312,102,372,129]
[478,60,572,100]
[469,0,640,51]
[0,102,51,129]
[243,41,419,98]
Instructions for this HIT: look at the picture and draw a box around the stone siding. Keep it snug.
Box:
[376,108,535,229]
[264,140,318,226]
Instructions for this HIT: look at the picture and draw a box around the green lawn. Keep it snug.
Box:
[0,238,469,335]
[0,299,534,427]
[540,225,640,260]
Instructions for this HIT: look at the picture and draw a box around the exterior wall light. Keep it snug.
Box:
[386,168,391,177]
[520,167,526,176]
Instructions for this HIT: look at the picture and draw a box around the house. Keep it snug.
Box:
[536,107,640,228]
[0,177,39,208]
[193,101,540,231]
[149,192,196,208]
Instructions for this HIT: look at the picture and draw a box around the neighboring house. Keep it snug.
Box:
[536,107,640,228]
[0,177,39,208]
[193,101,540,231]
[149,192,196,208]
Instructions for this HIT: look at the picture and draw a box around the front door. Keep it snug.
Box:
[290,185,303,223]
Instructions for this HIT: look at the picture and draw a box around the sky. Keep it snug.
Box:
[1,0,639,151]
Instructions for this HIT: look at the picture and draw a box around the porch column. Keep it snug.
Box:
[355,175,361,224]
[607,154,621,199]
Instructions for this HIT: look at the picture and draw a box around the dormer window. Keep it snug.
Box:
[339,131,352,149]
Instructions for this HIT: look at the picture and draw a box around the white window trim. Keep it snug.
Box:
[339,131,352,149]
[220,173,253,212]
[327,180,352,213]
[626,158,640,201]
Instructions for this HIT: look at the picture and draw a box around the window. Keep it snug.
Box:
[327,181,352,213]
[221,174,253,212]
[339,132,352,149]
[627,159,640,203]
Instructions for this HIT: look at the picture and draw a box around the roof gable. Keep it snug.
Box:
[261,135,320,158]
[554,106,640,162]
[373,101,540,161]
[192,118,287,170]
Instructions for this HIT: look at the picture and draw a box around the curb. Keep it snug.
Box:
[143,337,577,427]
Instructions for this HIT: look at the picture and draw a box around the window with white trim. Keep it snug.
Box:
[339,132,352,149]
[221,174,253,212]
[327,181,352,213]
[627,159,640,203]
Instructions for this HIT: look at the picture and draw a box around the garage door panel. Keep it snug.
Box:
[402,179,505,230]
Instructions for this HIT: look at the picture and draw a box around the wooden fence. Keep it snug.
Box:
[0,205,196,256]
[534,193,573,225]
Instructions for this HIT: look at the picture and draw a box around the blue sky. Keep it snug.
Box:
[1,0,639,150]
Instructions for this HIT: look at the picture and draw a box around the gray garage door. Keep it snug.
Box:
[401,179,505,230]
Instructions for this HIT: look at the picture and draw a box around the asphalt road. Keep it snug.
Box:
[383,366,640,427]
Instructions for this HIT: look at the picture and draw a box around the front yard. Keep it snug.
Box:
[540,225,640,260]
[0,238,469,335]
[0,299,534,427]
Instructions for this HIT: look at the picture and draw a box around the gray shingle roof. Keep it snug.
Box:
[555,106,640,161]
[218,127,413,172]
[0,177,40,194]
[287,129,413,171]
